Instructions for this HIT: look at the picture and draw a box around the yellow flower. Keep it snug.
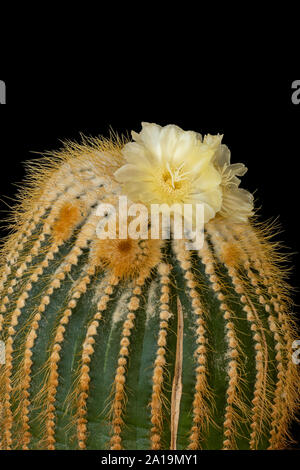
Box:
[114,122,223,223]
[213,142,254,222]
[114,122,254,224]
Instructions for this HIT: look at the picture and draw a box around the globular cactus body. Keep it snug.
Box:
[0,126,299,450]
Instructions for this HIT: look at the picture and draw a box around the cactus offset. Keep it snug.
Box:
[0,124,299,450]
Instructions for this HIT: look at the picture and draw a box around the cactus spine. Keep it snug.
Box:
[0,130,299,450]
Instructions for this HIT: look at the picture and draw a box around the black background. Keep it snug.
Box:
[0,75,299,452]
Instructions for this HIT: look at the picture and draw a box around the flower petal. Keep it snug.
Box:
[192,165,222,191]
[114,164,154,183]
[214,144,231,167]
[219,187,254,222]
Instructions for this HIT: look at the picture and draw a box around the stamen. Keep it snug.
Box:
[166,162,189,189]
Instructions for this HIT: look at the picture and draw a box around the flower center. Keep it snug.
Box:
[160,162,190,192]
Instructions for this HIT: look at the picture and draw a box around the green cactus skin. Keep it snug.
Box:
[0,136,299,451]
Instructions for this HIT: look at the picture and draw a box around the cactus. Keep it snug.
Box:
[0,123,299,451]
